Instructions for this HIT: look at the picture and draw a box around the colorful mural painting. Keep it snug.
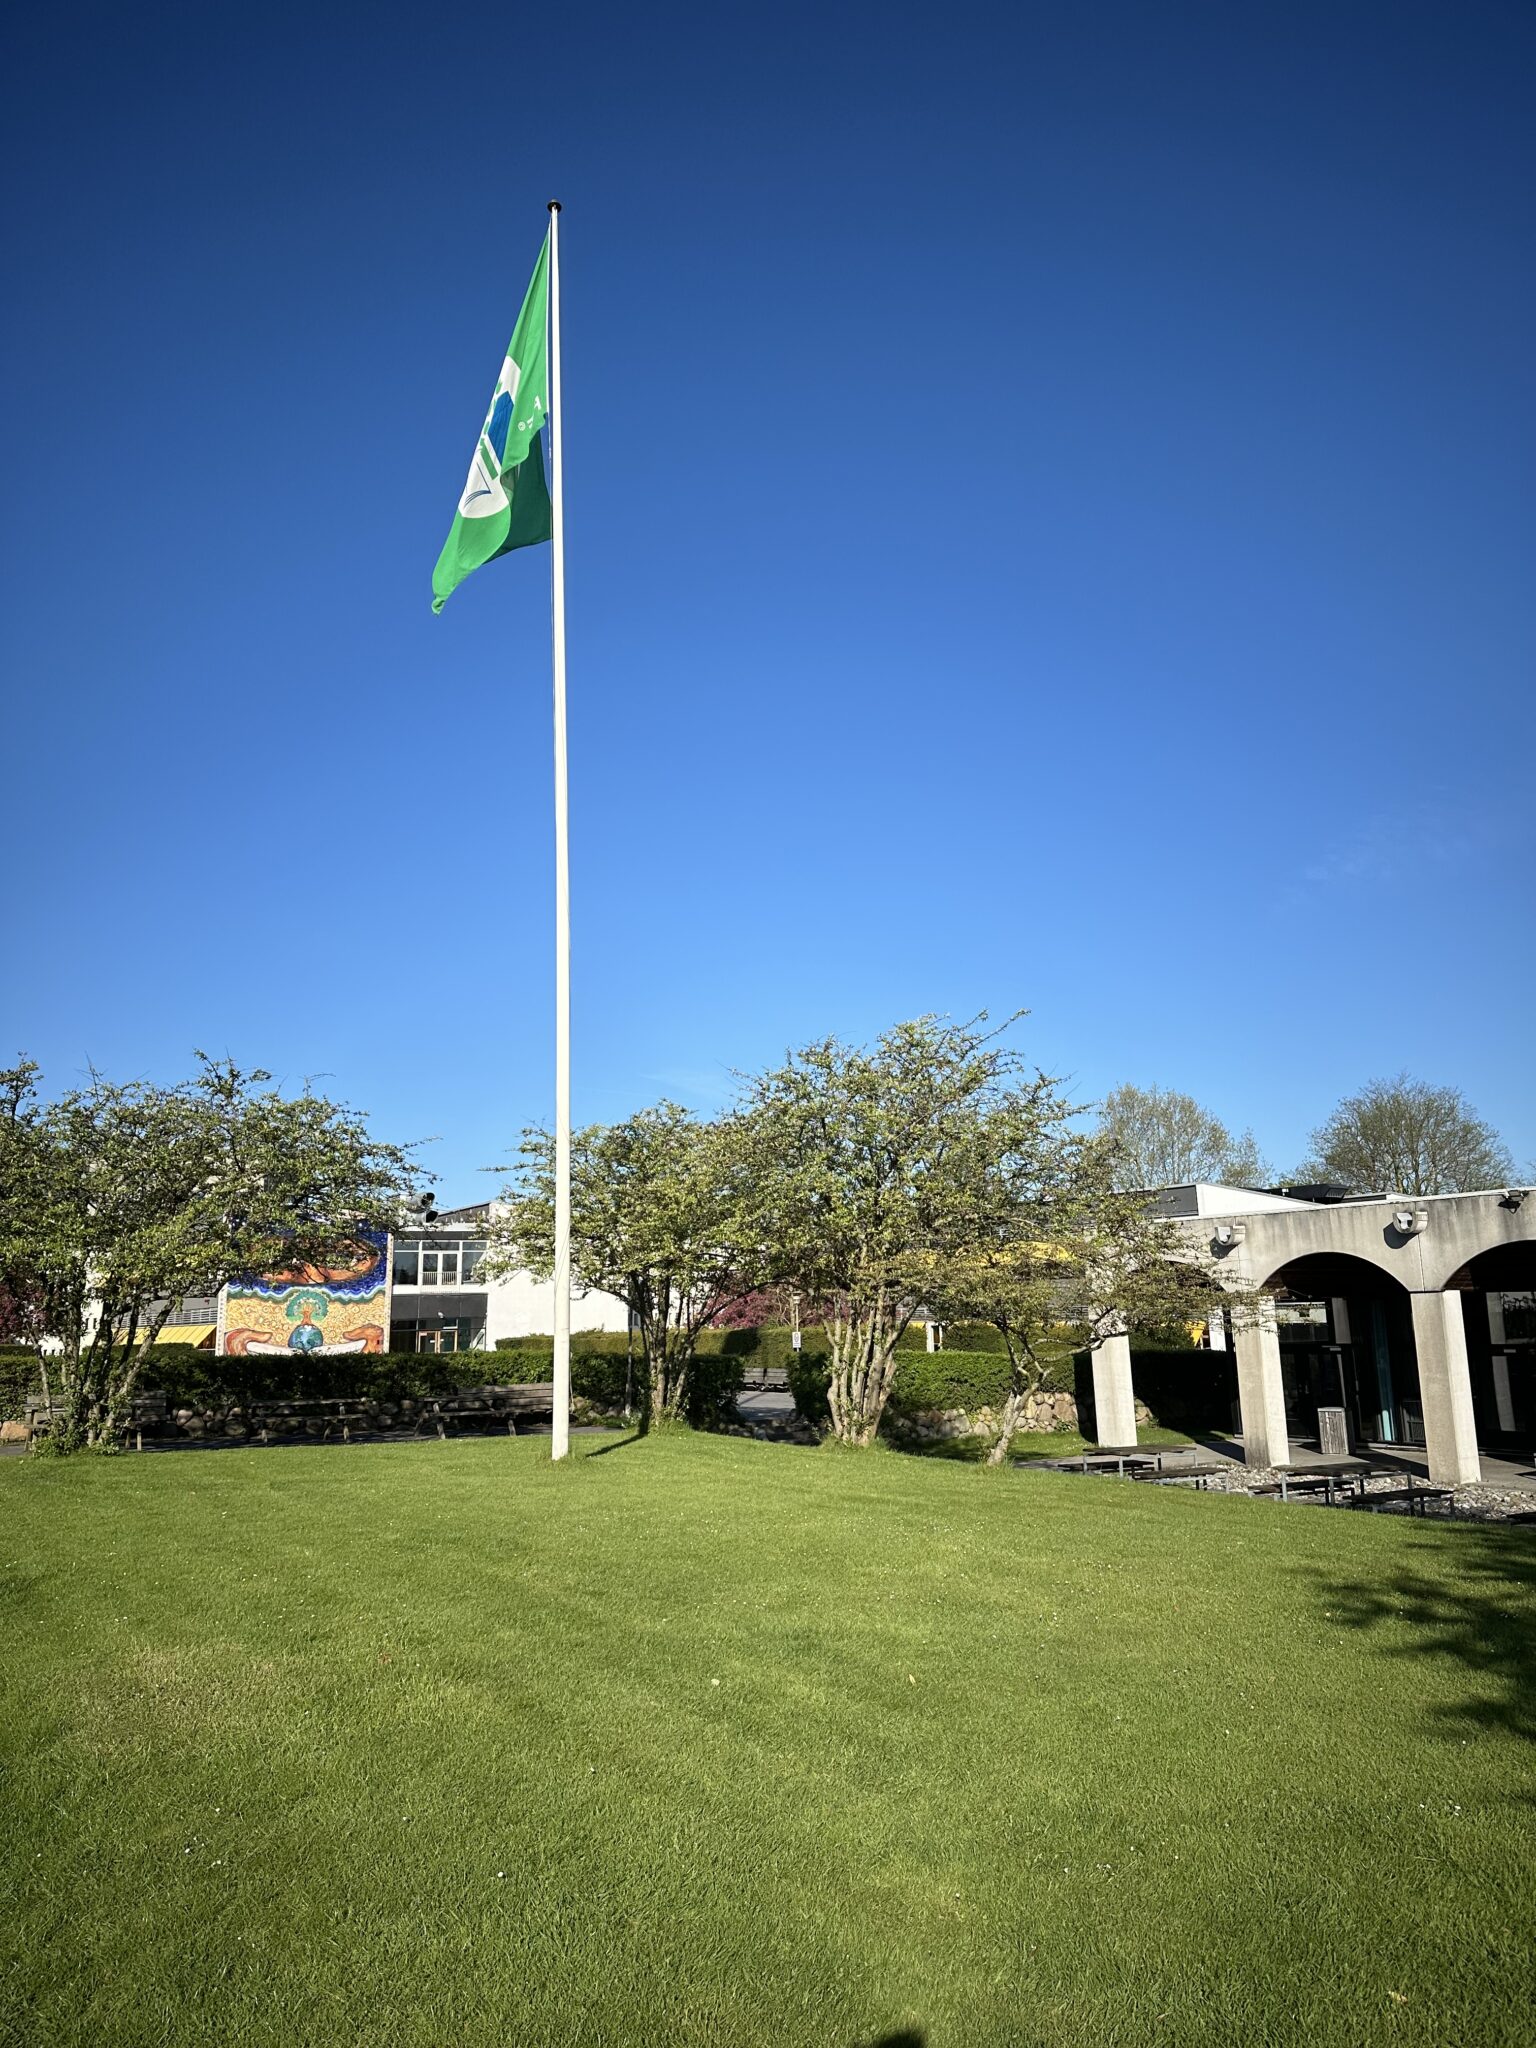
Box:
[220,1232,390,1356]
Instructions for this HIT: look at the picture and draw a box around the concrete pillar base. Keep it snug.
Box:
[1232,1301,1290,1470]
[1410,1291,1481,1488]
[1090,1331,1137,1447]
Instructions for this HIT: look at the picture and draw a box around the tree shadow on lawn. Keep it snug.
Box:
[1309,1521,1536,1756]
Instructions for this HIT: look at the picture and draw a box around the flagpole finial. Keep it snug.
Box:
[547,199,562,213]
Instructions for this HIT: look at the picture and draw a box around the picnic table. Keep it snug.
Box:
[1134,1459,1228,1491]
[1247,1460,1382,1505]
[1046,1447,1161,1478]
[1344,1473,1453,1517]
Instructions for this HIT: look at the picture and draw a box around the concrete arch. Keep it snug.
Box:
[1421,1212,1536,1293]
[1242,1238,1414,1294]
[1261,1249,1412,1297]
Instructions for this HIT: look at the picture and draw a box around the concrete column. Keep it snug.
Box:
[1410,1291,1481,1487]
[1090,1329,1137,1448]
[1232,1299,1290,1470]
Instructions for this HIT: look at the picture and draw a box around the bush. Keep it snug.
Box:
[137,1348,539,1408]
[893,1320,1008,1355]
[0,1350,42,1422]
[787,1348,832,1427]
[887,1350,1013,1415]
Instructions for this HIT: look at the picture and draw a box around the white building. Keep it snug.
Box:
[386,1201,628,1352]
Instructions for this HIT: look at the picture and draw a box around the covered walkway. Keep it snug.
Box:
[1089,1188,1536,1488]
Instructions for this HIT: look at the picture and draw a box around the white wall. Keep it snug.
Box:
[483,1267,630,1343]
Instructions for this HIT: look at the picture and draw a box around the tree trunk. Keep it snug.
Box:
[642,1328,690,1430]
[984,1385,1031,1466]
[826,1302,902,1446]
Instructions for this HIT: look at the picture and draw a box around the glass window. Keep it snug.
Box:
[420,1247,441,1286]
[393,1241,420,1286]
[462,1240,488,1282]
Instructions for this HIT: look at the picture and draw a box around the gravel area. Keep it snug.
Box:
[1156,1460,1535,1522]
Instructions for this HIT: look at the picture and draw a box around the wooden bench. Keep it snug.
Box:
[414,1385,555,1437]
[1137,1461,1227,1490]
[1346,1485,1453,1518]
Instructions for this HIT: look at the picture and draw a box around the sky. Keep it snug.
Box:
[3,0,1533,1199]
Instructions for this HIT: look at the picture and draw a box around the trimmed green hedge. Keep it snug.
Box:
[125,1346,624,1411]
[0,1351,42,1422]
[893,1320,1008,1355]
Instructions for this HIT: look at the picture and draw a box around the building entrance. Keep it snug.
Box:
[1269,1256,1422,1452]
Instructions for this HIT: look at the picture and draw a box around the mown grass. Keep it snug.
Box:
[2,1431,1532,2047]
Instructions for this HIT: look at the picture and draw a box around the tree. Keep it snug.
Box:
[1304,1075,1514,1196]
[0,1055,418,1449]
[1097,1083,1269,1190]
[491,1103,761,1428]
[922,1131,1229,1464]
[741,1016,1066,1448]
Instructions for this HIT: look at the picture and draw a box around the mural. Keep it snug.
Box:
[220,1232,389,1356]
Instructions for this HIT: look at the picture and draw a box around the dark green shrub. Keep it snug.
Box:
[893,1320,1008,1354]
[887,1350,1013,1415]
[0,1351,42,1422]
[787,1348,832,1427]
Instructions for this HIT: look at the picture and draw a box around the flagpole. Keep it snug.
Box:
[547,199,571,1462]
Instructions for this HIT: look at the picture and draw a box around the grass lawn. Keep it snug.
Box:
[2,1433,1532,2047]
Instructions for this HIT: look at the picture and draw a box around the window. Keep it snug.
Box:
[392,1237,488,1289]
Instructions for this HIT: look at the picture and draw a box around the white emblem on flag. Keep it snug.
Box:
[458,356,523,519]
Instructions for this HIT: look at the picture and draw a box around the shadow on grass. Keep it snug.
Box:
[855,2033,924,2048]
[1311,1521,1536,1751]
[585,1431,646,1458]
[885,1433,993,1464]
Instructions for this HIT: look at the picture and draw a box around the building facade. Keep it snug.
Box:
[1090,1184,1535,1486]
[384,1202,628,1351]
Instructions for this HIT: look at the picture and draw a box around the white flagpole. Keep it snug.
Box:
[547,199,572,1461]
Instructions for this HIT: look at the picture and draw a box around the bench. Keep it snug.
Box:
[1249,1474,1349,1504]
[413,1386,555,1438]
[1137,1461,1227,1490]
[1346,1485,1453,1518]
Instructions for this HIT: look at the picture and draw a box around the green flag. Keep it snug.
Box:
[432,232,552,613]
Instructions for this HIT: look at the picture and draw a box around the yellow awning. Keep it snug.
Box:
[155,1324,217,1348]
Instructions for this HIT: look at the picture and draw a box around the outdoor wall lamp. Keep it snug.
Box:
[1392,1208,1428,1237]
[1499,1189,1526,1210]
[1212,1221,1246,1250]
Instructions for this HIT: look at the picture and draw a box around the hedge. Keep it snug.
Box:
[893,1320,1008,1355]
[0,1351,42,1422]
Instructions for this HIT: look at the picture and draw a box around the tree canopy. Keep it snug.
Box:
[1097,1083,1270,1191]
[491,1103,761,1426]
[1303,1075,1514,1196]
[0,1055,418,1447]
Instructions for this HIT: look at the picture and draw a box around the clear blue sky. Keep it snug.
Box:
[4,0,1533,1197]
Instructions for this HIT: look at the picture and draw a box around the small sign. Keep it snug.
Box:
[791,1330,802,1351]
